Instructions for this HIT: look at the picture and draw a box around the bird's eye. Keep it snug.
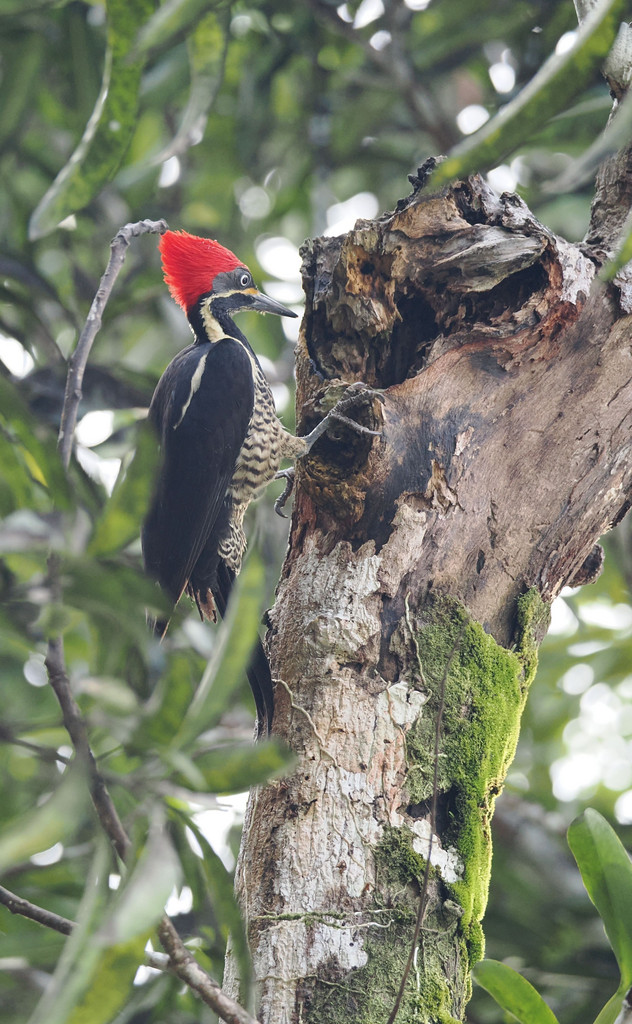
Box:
[239,272,251,288]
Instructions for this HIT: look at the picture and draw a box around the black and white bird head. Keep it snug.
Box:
[159,229,297,340]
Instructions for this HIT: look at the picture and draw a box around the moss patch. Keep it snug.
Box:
[301,909,461,1024]
[405,590,547,968]
[301,589,548,1024]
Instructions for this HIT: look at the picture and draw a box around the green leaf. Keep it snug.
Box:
[172,550,266,747]
[0,430,39,514]
[133,0,223,59]
[131,651,198,750]
[89,420,161,557]
[0,765,89,874]
[150,10,229,165]
[0,30,46,148]
[35,601,85,640]
[28,0,154,239]
[183,816,252,999]
[151,9,228,164]
[568,809,632,988]
[62,556,169,643]
[64,936,150,1024]
[472,960,560,1024]
[27,838,111,1024]
[97,820,181,945]
[431,0,629,187]
[0,0,62,11]
[27,837,148,1024]
[186,740,293,794]
[593,988,630,1024]
[0,376,72,509]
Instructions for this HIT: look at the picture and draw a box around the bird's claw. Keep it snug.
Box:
[300,382,384,453]
[343,380,385,400]
[329,410,382,437]
[326,382,384,438]
[274,468,295,517]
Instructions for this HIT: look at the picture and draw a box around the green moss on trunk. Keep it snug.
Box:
[406,591,547,972]
[303,589,549,1024]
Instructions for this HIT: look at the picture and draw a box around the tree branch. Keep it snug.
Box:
[44,621,131,862]
[0,879,259,1023]
[157,918,261,1024]
[57,218,167,470]
[0,724,70,764]
[0,884,74,935]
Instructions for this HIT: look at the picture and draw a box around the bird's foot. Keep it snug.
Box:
[302,382,384,452]
[274,467,295,518]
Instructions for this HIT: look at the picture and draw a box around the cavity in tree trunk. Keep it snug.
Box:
[224,168,632,1022]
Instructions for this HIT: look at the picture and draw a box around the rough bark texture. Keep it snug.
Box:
[224,171,632,1023]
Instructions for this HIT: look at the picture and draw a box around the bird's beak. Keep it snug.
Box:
[249,291,298,318]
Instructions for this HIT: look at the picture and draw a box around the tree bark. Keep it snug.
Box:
[224,168,632,1022]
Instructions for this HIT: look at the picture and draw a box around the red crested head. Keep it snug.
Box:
[159,230,247,312]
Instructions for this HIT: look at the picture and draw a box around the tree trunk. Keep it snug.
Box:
[224,168,632,1022]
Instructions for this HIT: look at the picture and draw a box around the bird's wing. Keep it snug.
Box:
[142,338,255,605]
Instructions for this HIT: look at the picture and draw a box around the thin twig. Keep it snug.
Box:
[0,879,259,1024]
[0,884,74,935]
[157,917,260,1024]
[44,624,132,863]
[0,724,70,764]
[57,218,167,470]
[386,619,467,1024]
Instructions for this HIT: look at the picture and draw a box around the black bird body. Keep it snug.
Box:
[142,335,254,612]
[143,324,304,617]
[141,232,303,732]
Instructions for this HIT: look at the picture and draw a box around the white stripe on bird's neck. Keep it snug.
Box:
[173,351,208,429]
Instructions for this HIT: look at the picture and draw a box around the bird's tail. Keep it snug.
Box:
[214,561,274,736]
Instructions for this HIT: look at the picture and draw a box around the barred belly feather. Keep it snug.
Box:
[219,365,306,572]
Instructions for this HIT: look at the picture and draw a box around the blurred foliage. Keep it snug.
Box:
[1,0,632,1022]
[475,810,632,1024]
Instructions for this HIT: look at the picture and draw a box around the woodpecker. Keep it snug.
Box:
[142,230,379,733]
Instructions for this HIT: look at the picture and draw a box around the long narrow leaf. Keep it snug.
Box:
[0,765,88,874]
[183,816,252,999]
[431,0,628,187]
[150,10,229,164]
[97,820,181,946]
[29,0,153,239]
[0,376,72,508]
[594,988,631,1024]
[568,809,632,987]
[89,420,161,557]
[172,550,266,748]
[472,960,560,1024]
[28,820,177,1024]
[187,741,292,795]
[133,0,223,59]
[28,837,111,1024]
[64,936,150,1024]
